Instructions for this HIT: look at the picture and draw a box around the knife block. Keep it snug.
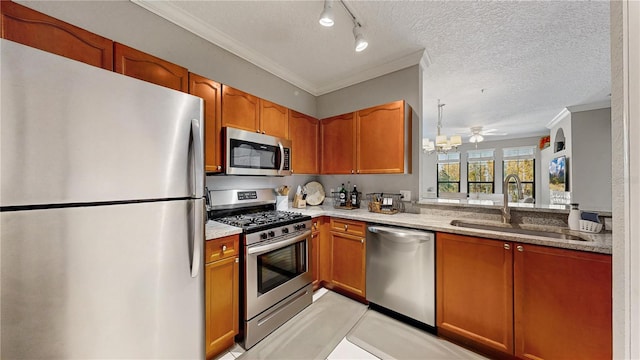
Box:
[292,194,306,208]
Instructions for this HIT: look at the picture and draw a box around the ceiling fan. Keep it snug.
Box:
[465,126,508,143]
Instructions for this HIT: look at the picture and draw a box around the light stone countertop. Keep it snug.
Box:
[205,220,242,240]
[204,204,612,255]
[290,204,612,255]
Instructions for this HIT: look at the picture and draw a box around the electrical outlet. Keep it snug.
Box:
[399,190,411,202]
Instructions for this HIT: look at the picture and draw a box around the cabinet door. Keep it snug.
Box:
[330,231,366,297]
[0,1,113,70]
[205,256,239,359]
[189,73,223,173]
[514,244,612,360]
[114,43,188,92]
[221,86,260,132]
[288,110,319,174]
[320,113,356,174]
[436,233,514,355]
[356,100,408,174]
[260,99,288,138]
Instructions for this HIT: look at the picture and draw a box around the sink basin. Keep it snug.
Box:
[450,220,585,241]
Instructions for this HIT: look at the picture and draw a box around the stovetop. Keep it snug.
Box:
[214,210,311,233]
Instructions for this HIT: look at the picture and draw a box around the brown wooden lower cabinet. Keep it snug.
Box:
[513,243,612,360]
[328,218,366,299]
[205,235,239,360]
[436,232,514,356]
[436,232,612,360]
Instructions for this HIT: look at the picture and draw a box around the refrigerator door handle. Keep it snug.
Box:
[191,199,204,278]
[191,119,204,198]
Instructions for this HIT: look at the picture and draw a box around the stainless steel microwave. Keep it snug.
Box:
[224,127,292,176]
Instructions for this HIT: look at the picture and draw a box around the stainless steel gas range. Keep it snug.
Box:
[209,189,313,349]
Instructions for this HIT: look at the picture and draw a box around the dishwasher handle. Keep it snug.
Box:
[367,225,433,243]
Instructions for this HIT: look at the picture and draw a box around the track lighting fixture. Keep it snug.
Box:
[318,0,334,27]
[353,23,368,52]
[318,0,368,52]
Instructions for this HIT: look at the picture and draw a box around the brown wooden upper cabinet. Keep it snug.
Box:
[0,1,113,70]
[189,73,223,173]
[320,112,356,174]
[320,100,411,175]
[221,85,289,138]
[114,43,188,92]
[288,110,320,174]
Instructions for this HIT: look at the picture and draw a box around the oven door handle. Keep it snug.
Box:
[248,230,311,256]
[277,141,285,175]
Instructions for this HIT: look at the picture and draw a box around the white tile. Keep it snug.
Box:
[212,351,235,360]
[229,343,245,358]
[327,337,380,360]
[313,287,329,302]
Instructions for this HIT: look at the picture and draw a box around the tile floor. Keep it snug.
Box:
[214,287,477,360]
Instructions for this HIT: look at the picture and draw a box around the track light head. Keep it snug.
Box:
[352,24,368,52]
[319,0,334,27]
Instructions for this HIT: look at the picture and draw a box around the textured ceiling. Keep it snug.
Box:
[133,0,610,141]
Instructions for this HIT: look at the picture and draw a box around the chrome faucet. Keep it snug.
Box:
[502,174,523,223]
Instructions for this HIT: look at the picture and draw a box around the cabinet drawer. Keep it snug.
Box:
[206,235,239,263]
[330,218,365,237]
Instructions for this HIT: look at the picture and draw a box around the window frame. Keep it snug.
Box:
[466,149,496,194]
[436,152,461,196]
[502,146,536,201]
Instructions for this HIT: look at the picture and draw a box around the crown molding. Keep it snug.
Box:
[566,99,612,113]
[547,99,612,129]
[314,50,425,95]
[547,107,570,129]
[132,0,424,96]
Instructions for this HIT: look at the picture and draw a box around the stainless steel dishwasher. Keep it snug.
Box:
[366,225,435,328]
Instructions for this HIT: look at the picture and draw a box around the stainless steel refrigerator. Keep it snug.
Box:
[0,39,205,359]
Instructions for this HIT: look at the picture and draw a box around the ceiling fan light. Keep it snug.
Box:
[319,0,334,27]
[470,134,484,143]
[450,135,462,146]
[353,25,368,52]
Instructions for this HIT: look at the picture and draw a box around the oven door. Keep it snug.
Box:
[245,230,311,319]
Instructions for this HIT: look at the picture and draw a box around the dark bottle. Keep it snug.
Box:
[339,183,347,206]
[351,184,359,208]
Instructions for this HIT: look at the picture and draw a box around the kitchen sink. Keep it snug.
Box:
[449,220,586,241]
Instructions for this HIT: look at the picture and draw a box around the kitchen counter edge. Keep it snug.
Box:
[293,205,612,255]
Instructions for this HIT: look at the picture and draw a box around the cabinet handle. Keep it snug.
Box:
[262,131,265,134]
[256,130,260,133]
[504,243,510,250]
[216,165,222,171]
[235,258,239,263]
[222,245,227,252]
[357,170,360,174]
[360,238,364,244]
[344,224,349,231]
[517,245,524,252]
[351,170,355,174]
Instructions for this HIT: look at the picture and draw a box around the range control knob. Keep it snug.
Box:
[260,232,268,240]
[268,231,275,238]
[282,227,289,234]
[299,223,306,229]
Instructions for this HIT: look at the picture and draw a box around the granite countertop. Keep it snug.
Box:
[291,205,612,255]
[205,204,612,255]
[205,220,242,240]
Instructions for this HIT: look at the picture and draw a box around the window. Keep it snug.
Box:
[503,146,536,201]
[467,149,495,194]
[437,152,460,196]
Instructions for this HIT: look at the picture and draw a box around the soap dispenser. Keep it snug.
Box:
[568,203,581,230]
